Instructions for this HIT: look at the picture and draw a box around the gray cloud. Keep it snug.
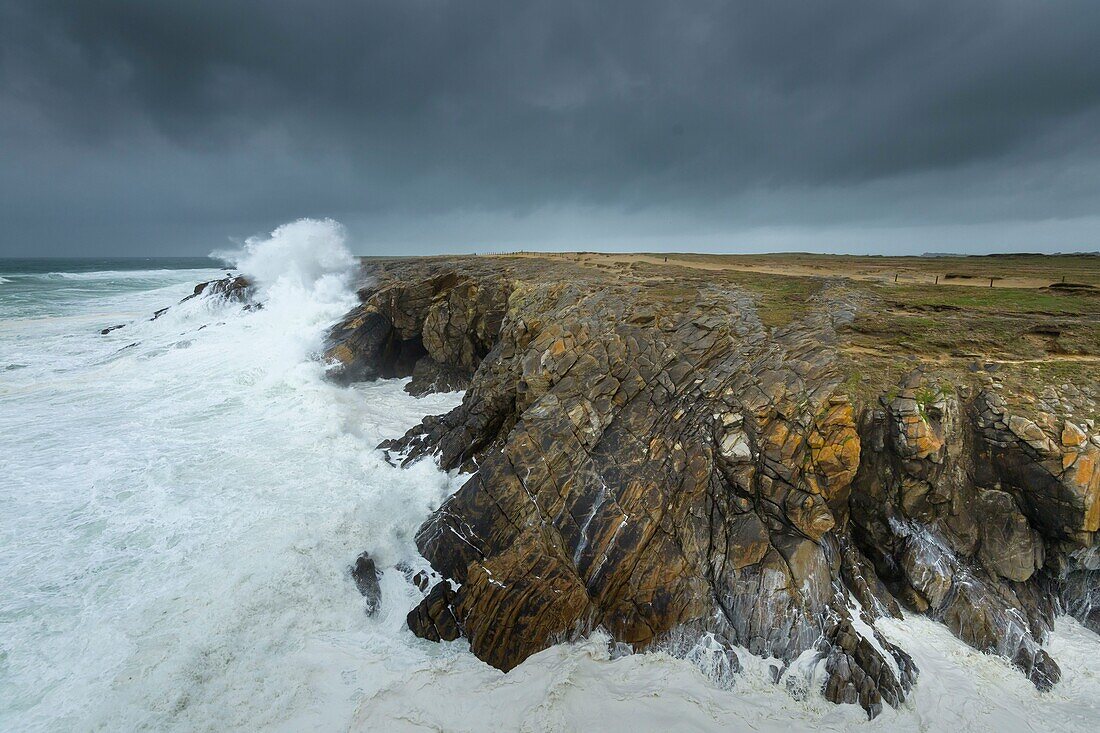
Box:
[2,0,1099,256]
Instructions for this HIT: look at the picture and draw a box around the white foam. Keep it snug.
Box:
[341,615,1100,733]
[43,268,216,281]
[212,218,357,298]
[0,220,420,731]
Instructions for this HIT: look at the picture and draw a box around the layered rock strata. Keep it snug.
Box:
[326,257,1099,718]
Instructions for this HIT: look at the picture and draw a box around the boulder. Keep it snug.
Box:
[351,552,382,616]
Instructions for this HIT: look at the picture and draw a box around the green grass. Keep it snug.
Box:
[885,283,1099,316]
[719,272,825,328]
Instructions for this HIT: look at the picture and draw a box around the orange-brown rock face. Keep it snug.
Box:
[326,257,1099,718]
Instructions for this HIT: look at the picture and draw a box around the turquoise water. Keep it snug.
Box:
[0,257,217,274]
[0,239,464,730]
[0,258,222,319]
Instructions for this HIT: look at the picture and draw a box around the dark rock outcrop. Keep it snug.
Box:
[406,581,463,642]
[180,274,255,305]
[351,552,383,616]
[325,264,510,394]
[327,257,1099,718]
[101,273,256,334]
[406,357,472,397]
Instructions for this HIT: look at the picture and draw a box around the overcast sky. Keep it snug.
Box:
[2,0,1099,257]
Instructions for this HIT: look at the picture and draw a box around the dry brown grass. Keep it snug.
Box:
[509,251,1100,289]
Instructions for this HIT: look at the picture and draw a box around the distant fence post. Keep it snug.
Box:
[989,277,994,288]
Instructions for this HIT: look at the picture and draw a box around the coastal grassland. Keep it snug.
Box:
[848,281,1100,358]
[514,251,1100,289]
[505,251,1100,411]
[712,270,826,329]
[541,252,1100,356]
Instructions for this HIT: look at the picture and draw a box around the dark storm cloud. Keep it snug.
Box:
[2,0,1099,255]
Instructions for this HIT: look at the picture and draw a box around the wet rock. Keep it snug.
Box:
[821,616,916,718]
[405,357,472,397]
[195,275,253,302]
[977,489,1043,582]
[324,268,510,391]
[407,581,462,642]
[1063,566,1100,633]
[177,274,255,307]
[351,552,383,615]
[132,273,257,330]
[1013,645,1061,691]
[395,562,433,592]
[900,531,954,609]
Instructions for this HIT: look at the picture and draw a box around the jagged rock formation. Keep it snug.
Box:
[101,273,255,334]
[351,552,383,616]
[162,273,255,317]
[181,274,254,305]
[326,265,508,393]
[326,256,1100,718]
[848,382,1096,690]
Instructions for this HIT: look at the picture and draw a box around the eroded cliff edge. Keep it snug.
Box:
[327,255,1100,718]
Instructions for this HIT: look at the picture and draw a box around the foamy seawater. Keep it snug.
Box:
[1,221,1098,732]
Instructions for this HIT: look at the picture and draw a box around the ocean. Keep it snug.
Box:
[1,220,1098,732]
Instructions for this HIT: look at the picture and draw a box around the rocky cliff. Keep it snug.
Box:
[327,256,1100,718]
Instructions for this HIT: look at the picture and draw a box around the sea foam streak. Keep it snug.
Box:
[43,270,211,280]
[1,220,1098,732]
[0,220,462,731]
